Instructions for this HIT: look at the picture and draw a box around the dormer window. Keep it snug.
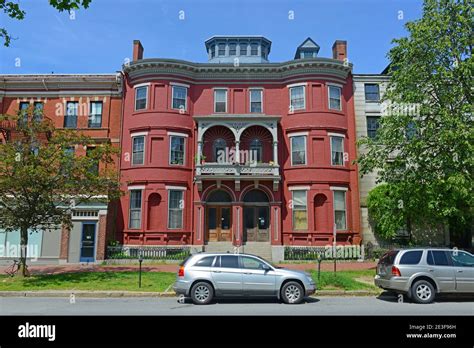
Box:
[229,44,236,56]
[218,44,226,56]
[240,44,247,56]
[211,45,216,58]
[251,44,258,56]
[302,51,315,58]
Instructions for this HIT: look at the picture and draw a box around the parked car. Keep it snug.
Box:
[173,252,316,305]
[375,248,474,303]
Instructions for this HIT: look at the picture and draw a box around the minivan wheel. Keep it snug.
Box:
[411,280,435,304]
[190,282,214,305]
[281,281,304,304]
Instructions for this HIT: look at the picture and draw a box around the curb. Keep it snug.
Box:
[0,290,380,298]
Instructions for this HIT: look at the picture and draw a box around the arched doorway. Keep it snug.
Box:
[206,189,232,242]
[243,189,270,242]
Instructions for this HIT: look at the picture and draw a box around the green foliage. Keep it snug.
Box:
[1,0,91,46]
[357,0,474,245]
[0,110,121,275]
[366,184,408,240]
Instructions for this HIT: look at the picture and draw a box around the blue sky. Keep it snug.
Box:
[0,0,423,74]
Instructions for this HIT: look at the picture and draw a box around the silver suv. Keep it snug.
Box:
[173,252,316,305]
[375,248,474,303]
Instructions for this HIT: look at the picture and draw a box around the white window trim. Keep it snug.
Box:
[249,88,263,113]
[327,132,345,138]
[289,85,306,111]
[288,186,310,191]
[131,135,146,166]
[330,136,344,166]
[169,135,186,166]
[165,185,187,190]
[167,131,188,138]
[290,135,307,166]
[333,190,347,231]
[130,131,148,137]
[170,82,190,88]
[330,186,348,191]
[171,84,188,111]
[214,88,228,113]
[134,85,149,111]
[127,185,145,190]
[167,189,184,230]
[287,82,308,88]
[128,189,142,230]
[288,131,309,137]
[328,84,342,111]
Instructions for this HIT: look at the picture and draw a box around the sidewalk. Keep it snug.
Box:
[0,261,376,275]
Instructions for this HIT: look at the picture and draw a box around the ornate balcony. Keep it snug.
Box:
[194,114,281,191]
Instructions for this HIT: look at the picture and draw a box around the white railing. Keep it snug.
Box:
[196,162,279,176]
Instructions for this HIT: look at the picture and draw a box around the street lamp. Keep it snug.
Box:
[138,252,143,288]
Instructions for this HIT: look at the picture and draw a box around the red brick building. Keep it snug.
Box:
[117,36,361,260]
[0,74,122,263]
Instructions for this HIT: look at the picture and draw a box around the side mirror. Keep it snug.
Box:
[262,264,271,271]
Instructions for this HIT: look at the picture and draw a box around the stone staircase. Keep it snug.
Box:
[203,242,273,261]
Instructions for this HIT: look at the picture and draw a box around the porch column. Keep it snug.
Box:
[196,141,202,163]
[273,141,278,165]
[234,141,240,164]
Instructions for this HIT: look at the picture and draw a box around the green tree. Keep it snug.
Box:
[358,0,473,247]
[0,110,120,276]
[1,0,91,46]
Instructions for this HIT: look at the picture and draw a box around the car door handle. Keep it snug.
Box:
[456,270,463,273]
[428,269,434,272]
[212,270,221,273]
[243,272,252,275]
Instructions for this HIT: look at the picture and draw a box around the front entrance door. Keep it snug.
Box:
[244,206,269,242]
[80,222,96,262]
[207,206,232,242]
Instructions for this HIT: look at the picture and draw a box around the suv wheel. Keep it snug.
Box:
[411,280,435,304]
[281,281,304,304]
[190,282,214,305]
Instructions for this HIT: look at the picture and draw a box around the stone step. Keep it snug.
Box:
[204,242,273,260]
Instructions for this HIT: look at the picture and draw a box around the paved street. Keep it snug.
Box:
[1,293,472,315]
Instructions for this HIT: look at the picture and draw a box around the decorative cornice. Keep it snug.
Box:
[124,58,352,84]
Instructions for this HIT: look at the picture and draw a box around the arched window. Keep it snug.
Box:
[207,189,232,203]
[243,189,269,203]
[213,138,226,163]
[249,138,262,163]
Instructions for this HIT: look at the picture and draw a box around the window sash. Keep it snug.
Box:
[290,86,305,110]
[334,191,346,230]
[291,136,306,165]
[250,44,258,55]
[331,137,344,165]
[88,102,103,128]
[132,136,145,165]
[214,90,227,113]
[218,44,226,56]
[329,86,342,110]
[64,102,78,128]
[33,102,43,122]
[250,89,262,113]
[240,44,247,56]
[366,116,380,139]
[135,86,148,110]
[229,44,237,55]
[365,84,380,101]
[129,190,142,229]
[172,86,187,110]
[292,190,307,230]
[170,136,185,165]
[168,190,183,229]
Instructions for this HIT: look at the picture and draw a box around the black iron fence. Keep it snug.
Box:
[106,246,191,260]
[284,246,363,260]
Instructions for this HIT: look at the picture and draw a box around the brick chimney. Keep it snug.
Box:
[133,40,144,61]
[332,40,347,61]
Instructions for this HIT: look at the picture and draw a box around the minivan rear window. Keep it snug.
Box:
[399,250,423,265]
[379,250,399,265]
[193,256,215,267]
